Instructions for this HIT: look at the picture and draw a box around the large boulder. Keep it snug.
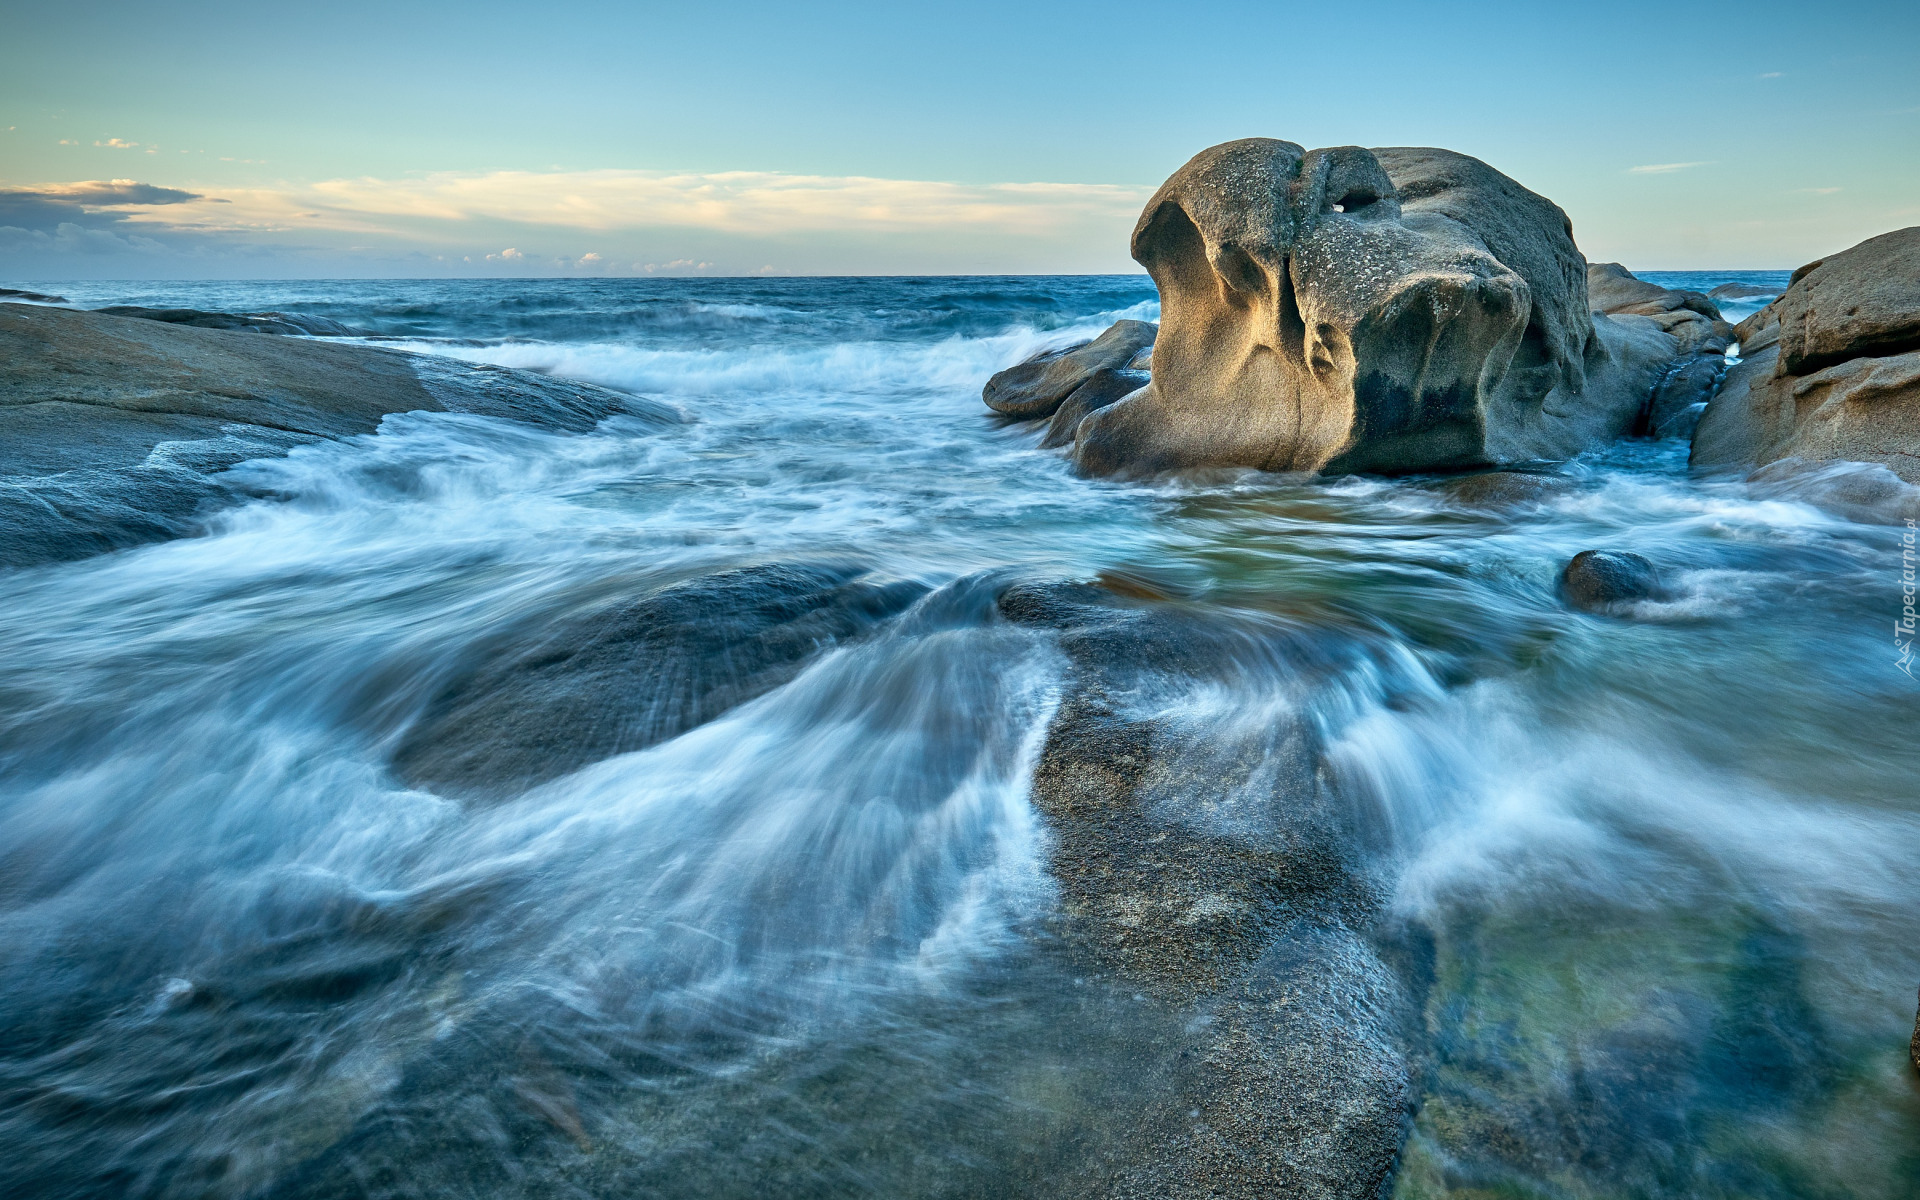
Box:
[1693,227,1920,482]
[1029,139,1692,478]
[0,303,673,568]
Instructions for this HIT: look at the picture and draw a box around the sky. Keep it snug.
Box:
[1,0,1916,279]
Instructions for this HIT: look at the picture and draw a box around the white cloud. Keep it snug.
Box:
[127,167,1153,242]
[96,138,140,149]
[1627,161,1711,175]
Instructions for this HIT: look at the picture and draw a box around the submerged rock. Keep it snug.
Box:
[982,320,1157,420]
[1438,468,1570,507]
[1035,139,1694,478]
[1694,227,1920,482]
[1561,549,1661,610]
[999,581,1408,1199]
[0,287,67,304]
[0,303,670,568]
[392,563,928,799]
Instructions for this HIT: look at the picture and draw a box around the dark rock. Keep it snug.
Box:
[1707,282,1782,303]
[1439,469,1568,507]
[982,319,1157,420]
[0,287,66,304]
[1061,139,1684,479]
[997,580,1409,1199]
[1587,262,1733,354]
[94,305,368,337]
[1038,367,1148,449]
[0,303,672,568]
[392,563,928,799]
[1561,550,1661,610]
[1912,988,1919,1075]
[1644,353,1726,440]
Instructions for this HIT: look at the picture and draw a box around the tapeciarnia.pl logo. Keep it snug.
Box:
[1899,518,1917,679]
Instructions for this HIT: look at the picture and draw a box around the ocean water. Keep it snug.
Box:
[1,274,1916,1198]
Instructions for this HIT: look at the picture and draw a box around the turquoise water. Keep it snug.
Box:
[0,275,1914,1197]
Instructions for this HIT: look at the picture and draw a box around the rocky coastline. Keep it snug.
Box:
[3,139,1918,1199]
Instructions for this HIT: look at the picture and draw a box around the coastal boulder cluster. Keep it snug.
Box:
[985,137,1920,492]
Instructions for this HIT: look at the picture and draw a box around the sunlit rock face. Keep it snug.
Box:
[1070,139,1671,477]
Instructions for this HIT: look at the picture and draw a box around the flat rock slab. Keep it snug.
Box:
[392,562,929,799]
[999,581,1410,1200]
[0,303,671,567]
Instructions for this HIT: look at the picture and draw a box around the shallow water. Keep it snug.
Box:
[1,275,1915,1198]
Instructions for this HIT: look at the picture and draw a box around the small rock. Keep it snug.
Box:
[1561,550,1660,610]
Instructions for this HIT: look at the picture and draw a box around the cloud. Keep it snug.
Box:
[96,138,141,149]
[129,167,1153,241]
[0,168,1155,274]
[11,179,203,206]
[1798,187,1842,195]
[1759,71,1783,79]
[1627,161,1711,175]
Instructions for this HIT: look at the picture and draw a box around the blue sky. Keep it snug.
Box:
[2,0,1916,277]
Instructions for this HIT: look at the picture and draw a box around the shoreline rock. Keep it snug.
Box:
[94,305,371,337]
[1693,227,1920,482]
[0,303,672,569]
[985,139,1714,479]
[999,580,1409,1199]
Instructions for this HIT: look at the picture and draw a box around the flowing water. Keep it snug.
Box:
[2,273,1917,1198]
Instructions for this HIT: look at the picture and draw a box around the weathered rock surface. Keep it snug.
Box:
[982,320,1157,419]
[1586,262,1732,355]
[94,305,370,337]
[0,303,671,568]
[392,562,927,799]
[999,581,1409,1199]
[1561,549,1661,610]
[1028,139,1693,478]
[1693,227,1920,482]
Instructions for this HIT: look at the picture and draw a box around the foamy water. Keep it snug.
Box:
[0,275,1912,1199]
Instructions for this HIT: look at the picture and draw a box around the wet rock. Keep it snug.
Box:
[0,303,670,568]
[998,581,1408,1199]
[1744,458,1920,525]
[1644,353,1725,440]
[392,563,928,799]
[0,287,66,304]
[1438,469,1569,507]
[95,305,369,337]
[1708,281,1783,304]
[982,320,1157,420]
[1694,228,1920,483]
[1055,139,1688,479]
[1038,367,1149,450]
[1561,550,1661,610]
[1912,989,1919,1075]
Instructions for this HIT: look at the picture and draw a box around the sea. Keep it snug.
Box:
[3,271,1917,1198]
